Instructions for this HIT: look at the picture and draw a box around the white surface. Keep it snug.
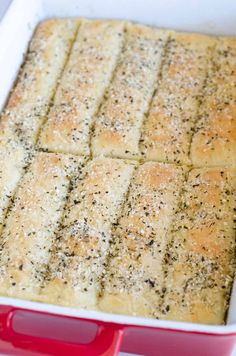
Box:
[0,0,11,19]
[0,0,236,354]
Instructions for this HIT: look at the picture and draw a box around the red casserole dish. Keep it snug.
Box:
[0,302,236,355]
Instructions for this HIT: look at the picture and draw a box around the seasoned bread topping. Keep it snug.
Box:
[0,19,235,326]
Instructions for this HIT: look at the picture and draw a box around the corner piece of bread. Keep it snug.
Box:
[161,167,236,325]
[0,19,78,147]
[0,152,85,301]
[191,37,236,167]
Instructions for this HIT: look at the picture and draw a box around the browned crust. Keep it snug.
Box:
[191,37,236,167]
[162,167,236,324]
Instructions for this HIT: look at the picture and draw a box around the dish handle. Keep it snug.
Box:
[0,305,124,355]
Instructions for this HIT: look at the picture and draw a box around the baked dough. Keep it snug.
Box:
[0,18,235,326]
[191,38,236,167]
[39,20,125,155]
[40,158,136,309]
[0,152,85,300]
[99,162,187,317]
[0,19,78,147]
[162,167,236,324]
[140,33,215,165]
[91,23,168,159]
[0,134,27,234]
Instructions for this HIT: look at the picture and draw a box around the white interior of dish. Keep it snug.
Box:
[0,0,235,332]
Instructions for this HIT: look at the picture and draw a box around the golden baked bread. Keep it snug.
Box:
[0,19,78,147]
[99,162,187,317]
[0,18,235,326]
[140,33,215,165]
[161,167,236,324]
[191,38,236,167]
[0,134,27,234]
[39,20,125,155]
[91,23,168,159]
[40,157,136,308]
[0,152,85,300]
